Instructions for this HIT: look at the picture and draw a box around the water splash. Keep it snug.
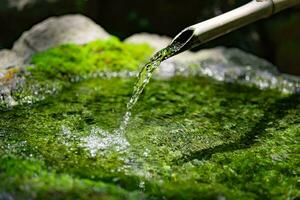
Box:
[81,127,129,156]
[60,125,129,156]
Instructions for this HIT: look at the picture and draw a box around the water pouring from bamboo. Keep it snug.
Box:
[118,0,300,134]
[170,0,300,56]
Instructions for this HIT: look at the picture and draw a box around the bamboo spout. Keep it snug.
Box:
[170,0,300,55]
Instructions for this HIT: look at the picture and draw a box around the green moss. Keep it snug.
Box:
[0,39,299,199]
[0,155,142,200]
[1,76,299,199]
[29,37,153,80]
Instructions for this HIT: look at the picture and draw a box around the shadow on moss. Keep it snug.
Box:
[180,93,300,162]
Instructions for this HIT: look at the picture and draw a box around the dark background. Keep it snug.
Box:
[0,0,299,74]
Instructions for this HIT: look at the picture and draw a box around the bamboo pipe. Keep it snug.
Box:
[170,0,300,55]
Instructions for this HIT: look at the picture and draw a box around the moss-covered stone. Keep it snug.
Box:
[0,38,299,199]
[29,37,153,80]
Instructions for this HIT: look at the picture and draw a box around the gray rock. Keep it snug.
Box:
[13,14,110,62]
[124,33,172,52]
[1,0,59,11]
[8,0,39,10]
[0,49,23,69]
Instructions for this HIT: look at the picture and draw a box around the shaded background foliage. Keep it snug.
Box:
[0,0,299,74]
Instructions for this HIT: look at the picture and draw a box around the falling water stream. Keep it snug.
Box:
[77,42,183,154]
[116,42,182,134]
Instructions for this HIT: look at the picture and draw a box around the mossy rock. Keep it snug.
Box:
[29,37,153,80]
[0,37,299,200]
